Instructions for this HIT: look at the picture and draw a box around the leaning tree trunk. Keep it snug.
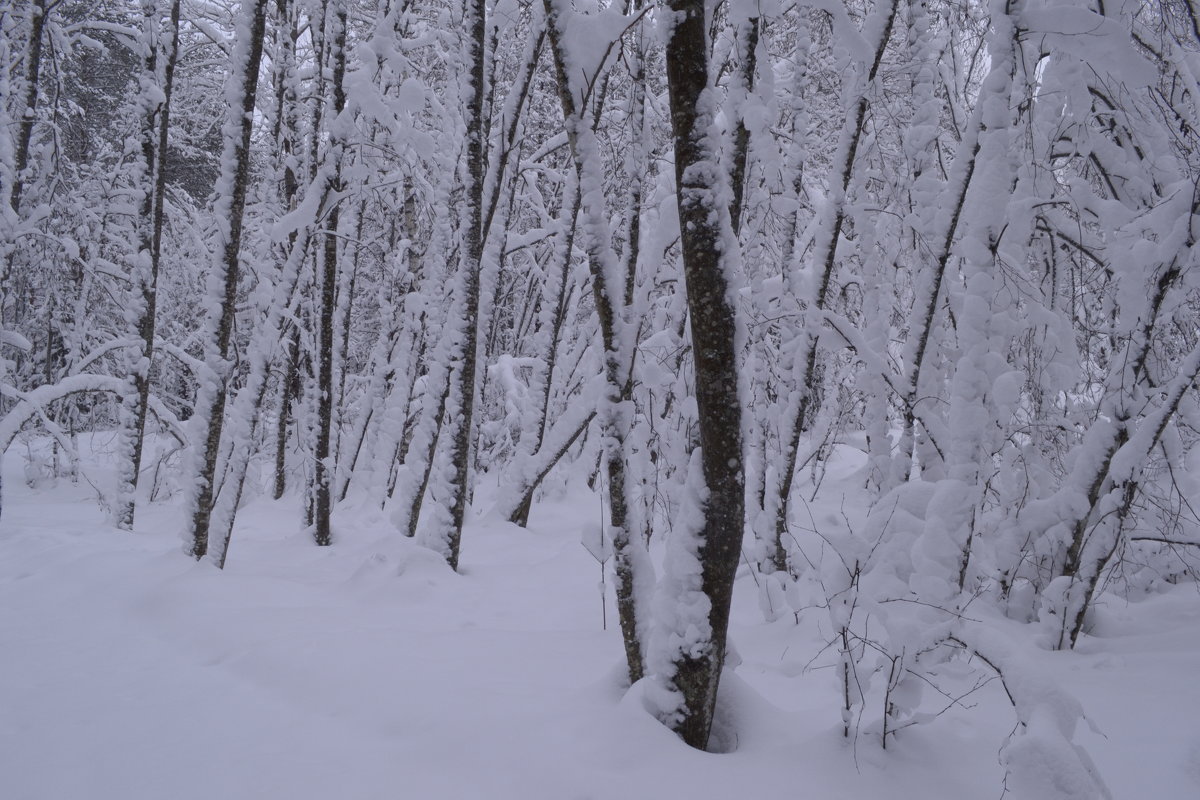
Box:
[768,0,898,574]
[504,171,580,528]
[423,0,487,571]
[185,0,270,559]
[657,0,745,751]
[206,0,348,567]
[543,0,654,685]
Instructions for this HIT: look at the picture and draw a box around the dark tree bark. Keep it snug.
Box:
[727,14,758,240]
[273,326,300,499]
[2,0,49,312]
[186,0,270,559]
[312,0,349,547]
[662,0,745,751]
[270,0,301,502]
[8,0,48,216]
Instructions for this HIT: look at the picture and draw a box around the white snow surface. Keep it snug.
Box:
[2,438,1199,799]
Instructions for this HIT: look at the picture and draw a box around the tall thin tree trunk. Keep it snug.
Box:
[273,325,300,499]
[270,0,301,503]
[727,14,758,241]
[115,0,181,530]
[426,0,487,570]
[8,0,47,216]
[185,0,270,559]
[312,0,348,547]
[543,0,654,685]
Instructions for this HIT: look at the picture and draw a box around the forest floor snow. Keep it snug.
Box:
[1,439,1199,799]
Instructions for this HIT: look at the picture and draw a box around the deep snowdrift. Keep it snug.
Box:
[1,443,1198,800]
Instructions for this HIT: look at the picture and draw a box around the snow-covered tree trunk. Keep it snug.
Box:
[421,0,488,570]
[543,0,654,685]
[726,12,758,242]
[653,0,744,751]
[269,0,302,502]
[767,0,898,574]
[5,0,47,218]
[184,0,270,560]
[273,326,300,499]
[114,0,181,531]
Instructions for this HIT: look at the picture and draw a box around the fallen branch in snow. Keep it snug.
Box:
[1129,536,1200,547]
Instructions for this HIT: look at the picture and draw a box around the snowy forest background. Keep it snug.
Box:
[2,0,1200,797]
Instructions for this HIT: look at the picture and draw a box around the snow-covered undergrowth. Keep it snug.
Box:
[2,439,1198,800]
